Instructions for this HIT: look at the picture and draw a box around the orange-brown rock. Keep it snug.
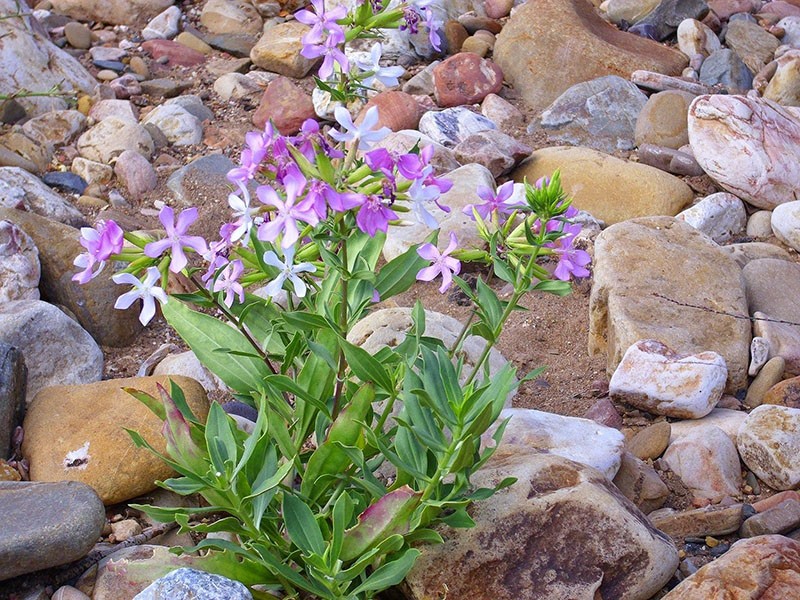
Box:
[356,91,421,132]
[763,375,800,408]
[253,76,316,134]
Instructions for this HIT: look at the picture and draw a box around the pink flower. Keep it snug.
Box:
[463,181,517,221]
[295,0,347,44]
[356,195,398,237]
[72,219,124,284]
[416,231,461,293]
[144,206,209,273]
[549,228,591,281]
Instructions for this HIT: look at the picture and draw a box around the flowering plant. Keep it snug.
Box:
[72,1,590,598]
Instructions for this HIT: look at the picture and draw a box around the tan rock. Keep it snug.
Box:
[634,90,695,149]
[627,421,671,460]
[200,0,262,35]
[748,356,787,407]
[589,217,751,394]
[613,451,669,513]
[22,376,209,505]
[649,504,744,539]
[511,146,694,226]
[49,0,174,25]
[662,535,800,599]
[494,0,687,112]
[403,448,679,600]
[738,404,800,491]
[250,22,318,78]
[763,374,800,408]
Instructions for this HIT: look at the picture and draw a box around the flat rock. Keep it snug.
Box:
[511,146,694,226]
[0,208,143,347]
[403,448,679,600]
[537,75,648,153]
[0,481,105,580]
[77,117,154,163]
[649,503,745,539]
[22,376,209,505]
[688,94,800,209]
[134,568,252,600]
[0,167,85,227]
[141,40,206,67]
[740,499,800,537]
[738,404,800,491]
[493,0,687,113]
[485,408,625,479]
[662,535,800,599]
[725,18,781,73]
[0,301,102,402]
[589,217,751,394]
[610,339,727,419]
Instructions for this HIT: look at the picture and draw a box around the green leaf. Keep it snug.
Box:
[282,311,331,331]
[162,299,270,396]
[340,339,394,392]
[246,459,293,499]
[253,543,334,598]
[204,402,238,475]
[329,491,353,565]
[282,494,326,556]
[160,476,208,495]
[375,241,431,300]
[532,279,573,296]
[350,548,421,595]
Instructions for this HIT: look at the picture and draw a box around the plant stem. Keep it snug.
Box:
[448,308,476,359]
[331,229,350,420]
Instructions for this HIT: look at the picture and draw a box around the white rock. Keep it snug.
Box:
[485,408,625,479]
[676,192,747,243]
[77,117,154,162]
[746,210,774,238]
[88,99,138,124]
[71,157,113,186]
[754,311,800,376]
[0,300,103,401]
[688,94,800,210]
[779,16,800,49]
[668,408,748,444]
[153,351,226,393]
[0,220,40,302]
[663,426,741,501]
[738,404,800,490]
[749,336,771,376]
[677,18,722,71]
[141,104,202,146]
[609,339,727,419]
[771,200,800,252]
[213,73,263,102]
[418,107,497,148]
[0,167,84,226]
[142,5,181,40]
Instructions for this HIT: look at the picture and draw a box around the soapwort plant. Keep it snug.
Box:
[71,2,590,598]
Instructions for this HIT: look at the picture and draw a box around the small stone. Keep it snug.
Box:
[114,150,157,200]
[635,89,696,150]
[165,95,214,122]
[166,154,236,206]
[0,343,25,458]
[432,53,503,108]
[249,21,317,78]
[88,99,137,123]
[0,99,27,125]
[418,106,496,147]
[153,350,226,394]
[485,0,513,19]
[89,46,127,62]
[141,104,202,146]
[252,76,315,134]
[669,408,748,445]
[175,31,213,55]
[627,421,671,460]
[740,499,800,537]
[110,518,142,542]
[725,18,781,73]
[402,61,439,95]
[93,60,126,73]
[699,48,754,93]
[771,200,800,251]
[203,33,258,58]
[752,489,800,513]
[749,336,772,377]
[677,18,722,70]
[201,0,263,35]
[675,192,748,243]
[649,504,744,539]
[610,340,727,419]
[738,404,800,490]
[747,210,775,238]
[213,72,263,101]
[141,40,206,67]
[63,21,91,49]
[480,92,524,129]
[41,171,87,195]
[142,5,181,41]
[77,117,154,162]
[133,567,253,600]
[51,587,90,600]
[443,20,468,53]
[357,91,421,133]
[140,78,193,99]
[583,397,623,429]
[460,35,491,57]
[453,130,531,178]
[71,157,113,185]
[723,242,793,268]
[109,73,142,99]
[129,56,149,78]
[0,219,40,303]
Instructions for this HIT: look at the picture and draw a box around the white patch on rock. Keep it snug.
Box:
[64,441,91,470]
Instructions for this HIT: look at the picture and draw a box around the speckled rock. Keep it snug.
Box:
[22,376,209,505]
[133,568,252,600]
[511,146,694,226]
[589,217,751,394]
[252,76,315,134]
[0,220,39,302]
[250,21,318,78]
[676,192,747,243]
[634,90,695,150]
[403,448,679,600]
[738,404,800,490]
[21,110,86,150]
[649,503,745,539]
[0,167,85,227]
[77,117,154,163]
[762,374,800,408]
[418,106,497,148]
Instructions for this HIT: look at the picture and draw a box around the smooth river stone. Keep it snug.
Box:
[688,94,800,209]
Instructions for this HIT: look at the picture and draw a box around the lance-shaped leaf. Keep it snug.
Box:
[340,485,422,561]
[158,383,208,473]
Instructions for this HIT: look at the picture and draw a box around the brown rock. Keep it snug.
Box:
[433,53,503,108]
[357,91,421,132]
[402,447,679,600]
[494,0,687,112]
[746,356,786,408]
[613,451,669,513]
[662,535,800,599]
[453,130,531,178]
[649,504,745,539]
[252,76,315,134]
[250,21,318,78]
[763,374,800,408]
[741,499,800,537]
[634,90,696,150]
[442,20,468,54]
[22,376,209,505]
[628,421,671,460]
[753,490,800,513]
[583,397,623,429]
[141,40,206,67]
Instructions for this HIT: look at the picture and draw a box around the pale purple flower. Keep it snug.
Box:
[302,30,348,80]
[228,184,259,244]
[112,266,168,326]
[423,8,443,52]
[354,43,405,88]
[213,259,246,307]
[356,195,398,237]
[227,128,272,186]
[551,235,591,281]
[463,181,517,221]
[406,178,440,229]
[262,245,316,299]
[416,232,461,293]
[326,189,365,213]
[295,0,347,44]
[329,106,390,151]
[144,206,209,273]
[256,168,318,249]
[72,219,124,284]
[395,145,432,181]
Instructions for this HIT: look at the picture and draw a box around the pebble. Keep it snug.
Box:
[752,489,800,512]
[627,421,672,460]
[481,93,524,129]
[402,61,439,96]
[109,73,143,99]
[746,210,774,238]
[583,397,624,429]
[677,18,722,71]
[114,150,158,200]
[139,78,192,98]
[93,59,126,72]
[432,53,503,108]
[738,404,800,490]
[141,104,203,146]
[213,72,263,101]
[71,156,113,185]
[175,31,213,55]
[63,21,91,49]
[142,5,181,41]
[41,171,87,195]
[675,192,747,243]
[253,76,316,134]
[141,39,206,67]
[630,0,710,41]
[110,518,142,542]
[202,32,258,58]
[749,336,771,376]
[358,91,421,133]
[153,350,226,393]
[0,481,106,580]
[200,0,263,35]
[418,106,497,148]
[0,99,26,125]
[88,46,126,63]
[133,568,253,600]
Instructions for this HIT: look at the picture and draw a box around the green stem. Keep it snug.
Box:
[331,229,350,420]
[448,309,476,360]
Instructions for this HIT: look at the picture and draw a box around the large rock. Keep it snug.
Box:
[0,481,105,581]
[0,208,143,347]
[0,219,39,302]
[22,376,209,505]
[0,344,25,459]
[77,117,155,163]
[772,200,800,252]
[493,0,687,113]
[49,0,174,25]
[511,146,694,226]
[0,1,97,116]
[662,535,800,599]
[0,167,85,227]
[738,404,800,491]
[669,408,747,444]
[486,408,625,479]
[589,217,751,394]
[0,301,103,402]
[402,448,679,600]
[688,94,800,209]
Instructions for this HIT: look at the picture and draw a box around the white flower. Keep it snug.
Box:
[262,245,316,299]
[406,177,440,229]
[355,43,405,89]
[228,184,259,244]
[329,106,391,151]
[112,266,168,326]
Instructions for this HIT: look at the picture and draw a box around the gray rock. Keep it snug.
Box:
[402,61,439,95]
[0,167,85,227]
[166,154,236,206]
[139,78,193,99]
[739,499,800,537]
[724,18,780,74]
[0,220,40,303]
[536,75,648,152]
[142,5,182,40]
[630,0,709,41]
[418,107,496,148]
[0,481,105,580]
[0,344,25,459]
[133,568,252,600]
[77,117,154,163]
[452,130,531,177]
[699,49,753,93]
[0,301,103,401]
[141,104,202,147]
[165,95,215,122]
[743,259,800,333]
